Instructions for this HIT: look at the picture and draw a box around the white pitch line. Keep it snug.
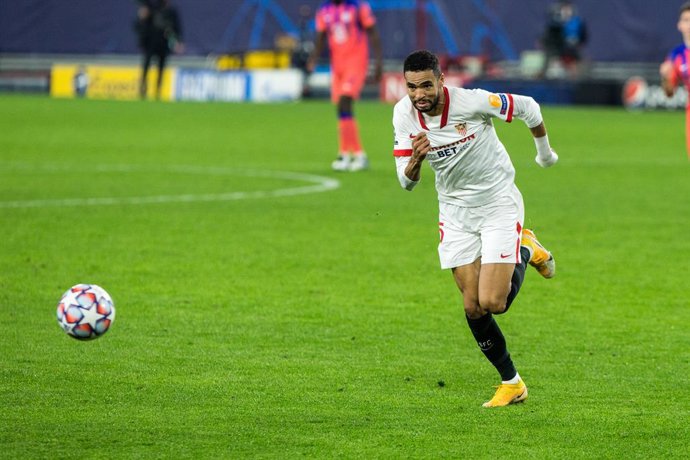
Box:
[0,164,341,209]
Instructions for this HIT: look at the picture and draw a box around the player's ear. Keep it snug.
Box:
[439,73,445,86]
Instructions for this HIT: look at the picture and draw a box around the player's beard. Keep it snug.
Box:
[414,88,441,113]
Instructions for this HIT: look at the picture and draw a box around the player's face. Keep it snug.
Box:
[405,70,445,114]
[678,10,690,40]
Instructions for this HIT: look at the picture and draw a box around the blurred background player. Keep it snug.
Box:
[540,1,587,79]
[660,1,690,158]
[307,0,383,172]
[135,0,184,100]
[291,4,315,96]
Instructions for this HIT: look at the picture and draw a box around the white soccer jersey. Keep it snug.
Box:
[393,86,543,207]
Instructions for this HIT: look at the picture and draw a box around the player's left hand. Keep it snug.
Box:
[535,148,558,168]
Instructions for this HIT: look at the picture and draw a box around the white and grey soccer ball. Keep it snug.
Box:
[56,284,115,340]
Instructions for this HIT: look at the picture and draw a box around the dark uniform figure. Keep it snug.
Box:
[540,1,587,78]
[135,0,183,99]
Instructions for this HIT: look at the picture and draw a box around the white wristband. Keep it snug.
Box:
[534,135,551,161]
[399,173,419,191]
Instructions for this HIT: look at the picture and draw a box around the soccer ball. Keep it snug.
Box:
[56,284,115,340]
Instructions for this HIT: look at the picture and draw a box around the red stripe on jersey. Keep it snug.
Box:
[440,86,450,128]
[507,93,514,123]
[516,221,523,263]
[416,111,428,130]
[394,149,413,157]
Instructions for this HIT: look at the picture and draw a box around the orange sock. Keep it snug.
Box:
[338,117,362,154]
[337,119,348,155]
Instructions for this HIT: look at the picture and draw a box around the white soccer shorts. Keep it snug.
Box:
[438,186,525,269]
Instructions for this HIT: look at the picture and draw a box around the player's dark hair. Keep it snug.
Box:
[681,1,690,14]
[403,50,441,77]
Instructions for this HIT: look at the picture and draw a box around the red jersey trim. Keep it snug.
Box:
[416,110,428,130]
[506,93,514,123]
[440,86,450,128]
[416,86,450,130]
[394,149,413,157]
[515,221,523,263]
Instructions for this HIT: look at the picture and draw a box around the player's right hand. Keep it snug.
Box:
[412,132,431,161]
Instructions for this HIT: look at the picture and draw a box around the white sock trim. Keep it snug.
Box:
[502,372,521,385]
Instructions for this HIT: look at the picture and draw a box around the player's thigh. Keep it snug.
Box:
[452,259,482,317]
[332,65,366,102]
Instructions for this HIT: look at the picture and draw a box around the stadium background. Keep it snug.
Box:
[0,0,682,61]
[0,0,685,107]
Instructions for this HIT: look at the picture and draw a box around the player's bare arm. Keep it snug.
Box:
[510,95,558,168]
[530,122,558,168]
[659,61,676,97]
[530,122,547,138]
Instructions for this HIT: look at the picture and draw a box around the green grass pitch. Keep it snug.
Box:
[1,95,688,458]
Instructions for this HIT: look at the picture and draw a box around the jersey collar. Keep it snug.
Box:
[417,86,450,131]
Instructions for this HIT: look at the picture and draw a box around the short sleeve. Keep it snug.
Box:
[315,8,326,32]
[468,88,516,123]
[392,108,413,157]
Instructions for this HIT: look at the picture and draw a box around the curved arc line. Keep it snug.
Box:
[0,164,340,209]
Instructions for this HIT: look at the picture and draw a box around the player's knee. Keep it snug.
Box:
[463,301,485,319]
[338,96,353,114]
[479,295,507,315]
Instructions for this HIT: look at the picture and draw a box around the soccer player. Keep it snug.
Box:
[392,50,559,407]
[660,1,690,157]
[307,0,383,172]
